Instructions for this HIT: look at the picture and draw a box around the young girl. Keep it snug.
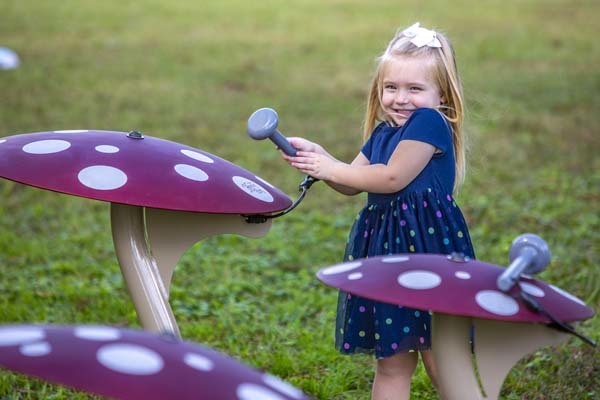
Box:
[282,23,475,399]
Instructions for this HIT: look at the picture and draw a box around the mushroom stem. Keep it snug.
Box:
[111,203,273,337]
[431,314,484,400]
[144,207,271,287]
[111,203,179,336]
[472,318,569,399]
[432,314,571,400]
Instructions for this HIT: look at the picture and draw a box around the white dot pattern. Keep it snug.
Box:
[0,325,311,400]
[321,261,362,275]
[184,353,214,372]
[78,166,128,190]
[95,145,119,154]
[475,290,520,316]
[0,327,45,346]
[519,282,545,297]
[181,149,214,163]
[9,133,289,212]
[347,272,363,280]
[97,344,164,375]
[74,326,121,341]
[20,342,52,357]
[381,256,410,263]
[23,139,71,154]
[397,270,442,290]
[174,164,209,182]
[53,130,88,133]
[237,383,287,400]
[454,271,471,279]
[317,254,595,325]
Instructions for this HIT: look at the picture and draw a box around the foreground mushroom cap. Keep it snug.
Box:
[317,254,594,323]
[0,130,292,214]
[0,325,312,400]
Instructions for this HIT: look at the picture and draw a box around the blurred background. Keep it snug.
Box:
[1,1,598,398]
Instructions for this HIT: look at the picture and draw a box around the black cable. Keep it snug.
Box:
[519,291,596,347]
[243,175,319,223]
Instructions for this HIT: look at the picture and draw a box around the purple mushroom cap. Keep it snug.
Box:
[0,130,292,214]
[0,325,312,400]
[317,254,594,323]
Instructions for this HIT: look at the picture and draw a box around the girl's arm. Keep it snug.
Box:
[282,137,367,196]
[289,139,436,194]
[323,152,370,195]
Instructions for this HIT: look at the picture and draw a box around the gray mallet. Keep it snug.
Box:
[497,233,551,292]
[247,108,297,157]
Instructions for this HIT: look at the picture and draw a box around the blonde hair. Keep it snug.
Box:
[363,25,466,192]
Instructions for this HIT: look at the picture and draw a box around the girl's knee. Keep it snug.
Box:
[376,352,419,377]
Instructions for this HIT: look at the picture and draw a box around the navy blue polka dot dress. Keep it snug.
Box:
[335,108,475,359]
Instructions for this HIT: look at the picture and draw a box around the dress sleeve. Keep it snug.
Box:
[361,136,374,159]
[401,108,452,155]
[360,122,386,159]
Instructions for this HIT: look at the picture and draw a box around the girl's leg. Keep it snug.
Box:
[372,351,418,400]
[420,350,440,392]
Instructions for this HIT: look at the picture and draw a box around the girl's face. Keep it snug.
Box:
[380,55,444,126]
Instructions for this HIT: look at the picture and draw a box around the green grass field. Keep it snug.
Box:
[1,0,598,398]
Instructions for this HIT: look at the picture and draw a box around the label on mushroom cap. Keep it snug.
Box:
[232,176,274,203]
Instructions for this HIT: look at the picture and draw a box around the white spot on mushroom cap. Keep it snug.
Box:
[263,374,305,399]
[53,130,89,133]
[232,176,274,203]
[454,271,471,280]
[20,341,52,357]
[519,282,545,298]
[475,290,520,316]
[183,352,214,372]
[348,272,363,280]
[78,166,128,190]
[237,383,288,400]
[382,255,410,263]
[97,344,164,375]
[95,145,120,154]
[0,139,6,144]
[549,284,586,306]
[397,270,442,290]
[75,326,121,341]
[0,327,45,346]
[174,164,209,182]
[181,149,214,163]
[23,139,71,154]
[321,261,362,275]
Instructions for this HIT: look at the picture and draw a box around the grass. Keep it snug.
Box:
[1,0,598,398]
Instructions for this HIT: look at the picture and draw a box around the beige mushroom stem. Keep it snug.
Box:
[110,203,272,337]
[432,313,570,400]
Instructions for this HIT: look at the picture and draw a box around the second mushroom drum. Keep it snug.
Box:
[317,253,595,400]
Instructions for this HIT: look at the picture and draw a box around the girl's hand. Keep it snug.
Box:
[289,151,337,181]
[288,137,323,153]
[280,137,326,163]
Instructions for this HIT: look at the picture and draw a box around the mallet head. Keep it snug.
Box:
[247,107,279,140]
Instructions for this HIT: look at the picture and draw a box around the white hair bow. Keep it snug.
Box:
[402,22,442,48]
